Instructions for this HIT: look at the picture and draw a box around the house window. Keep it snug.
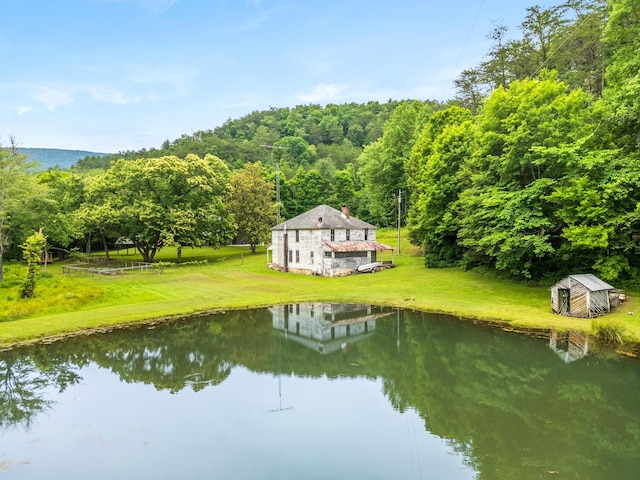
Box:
[295,250,300,263]
[346,229,350,240]
[364,228,369,240]
[295,230,299,242]
[330,229,335,241]
[289,250,293,263]
[335,251,368,258]
[324,251,332,258]
[310,251,314,264]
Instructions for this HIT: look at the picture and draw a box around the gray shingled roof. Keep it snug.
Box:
[569,274,615,291]
[271,205,377,230]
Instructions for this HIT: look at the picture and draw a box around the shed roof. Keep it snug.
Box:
[568,274,614,291]
[323,241,393,252]
[271,205,376,231]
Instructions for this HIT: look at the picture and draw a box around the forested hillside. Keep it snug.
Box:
[19,148,110,170]
[75,100,446,221]
[2,0,638,284]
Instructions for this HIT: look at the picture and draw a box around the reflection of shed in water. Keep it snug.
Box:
[550,274,616,318]
[270,303,392,354]
[548,330,589,363]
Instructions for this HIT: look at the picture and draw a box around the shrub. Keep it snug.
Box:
[591,318,626,343]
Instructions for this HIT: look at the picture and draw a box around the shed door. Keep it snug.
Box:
[559,288,570,314]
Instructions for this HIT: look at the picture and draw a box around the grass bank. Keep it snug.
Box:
[1,230,638,350]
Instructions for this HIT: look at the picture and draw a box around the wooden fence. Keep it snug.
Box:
[62,261,162,278]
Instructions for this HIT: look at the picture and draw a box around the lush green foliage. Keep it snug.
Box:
[87,154,234,262]
[227,162,277,253]
[455,0,608,107]
[19,230,47,298]
[406,1,638,282]
[406,106,473,266]
[74,100,444,224]
[1,0,637,286]
[0,138,43,281]
[591,318,626,343]
[0,237,638,348]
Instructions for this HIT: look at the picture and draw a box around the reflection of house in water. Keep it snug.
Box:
[270,304,392,354]
[548,330,589,363]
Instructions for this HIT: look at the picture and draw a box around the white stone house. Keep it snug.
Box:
[267,205,394,276]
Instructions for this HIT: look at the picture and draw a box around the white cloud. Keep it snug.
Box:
[17,106,33,115]
[296,83,346,103]
[85,86,141,105]
[33,86,74,111]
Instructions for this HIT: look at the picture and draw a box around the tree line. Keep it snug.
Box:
[1,0,637,283]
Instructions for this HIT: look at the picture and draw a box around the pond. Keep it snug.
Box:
[1,305,638,479]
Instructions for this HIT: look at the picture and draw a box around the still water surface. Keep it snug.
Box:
[1,305,638,479]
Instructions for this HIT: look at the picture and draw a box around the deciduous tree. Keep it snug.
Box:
[90,154,234,263]
[0,137,38,282]
[20,229,47,298]
[457,73,595,278]
[227,162,277,254]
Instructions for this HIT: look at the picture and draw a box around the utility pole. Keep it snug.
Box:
[397,189,402,254]
[260,145,286,224]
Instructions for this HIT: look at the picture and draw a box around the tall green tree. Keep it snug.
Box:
[20,229,47,298]
[329,164,358,212]
[457,73,596,278]
[286,168,326,217]
[0,137,39,282]
[227,162,277,254]
[456,1,608,106]
[90,154,234,263]
[37,170,86,255]
[406,106,474,267]
[602,0,640,152]
[359,101,433,226]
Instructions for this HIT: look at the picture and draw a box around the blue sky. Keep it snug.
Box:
[1,0,533,153]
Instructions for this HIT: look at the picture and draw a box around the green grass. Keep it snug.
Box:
[1,229,639,349]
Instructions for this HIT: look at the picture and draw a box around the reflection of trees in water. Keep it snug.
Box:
[1,306,638,479]
[41,309,277,393]
[0,348,82,430]
[370,312,640,480]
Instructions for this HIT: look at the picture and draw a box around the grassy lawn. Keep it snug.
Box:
[1,229,638,350]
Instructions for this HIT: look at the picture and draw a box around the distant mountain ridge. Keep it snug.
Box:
[19,148,111,169]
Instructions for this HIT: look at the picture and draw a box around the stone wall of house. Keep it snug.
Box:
[270,226,378,275]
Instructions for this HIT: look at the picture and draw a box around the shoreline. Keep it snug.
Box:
[2,303,638,358]
[2,242,638,356]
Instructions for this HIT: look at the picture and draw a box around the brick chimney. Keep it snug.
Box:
[341,205,350,219]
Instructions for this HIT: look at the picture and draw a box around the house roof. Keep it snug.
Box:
[569,274,614,291]
[271,205,376,231]
[323,241,393,252]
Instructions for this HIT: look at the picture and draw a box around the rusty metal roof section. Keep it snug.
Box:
[271,205,376,231]
[322,241,393,252]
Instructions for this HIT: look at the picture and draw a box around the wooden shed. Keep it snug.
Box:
[550,274,615,318]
